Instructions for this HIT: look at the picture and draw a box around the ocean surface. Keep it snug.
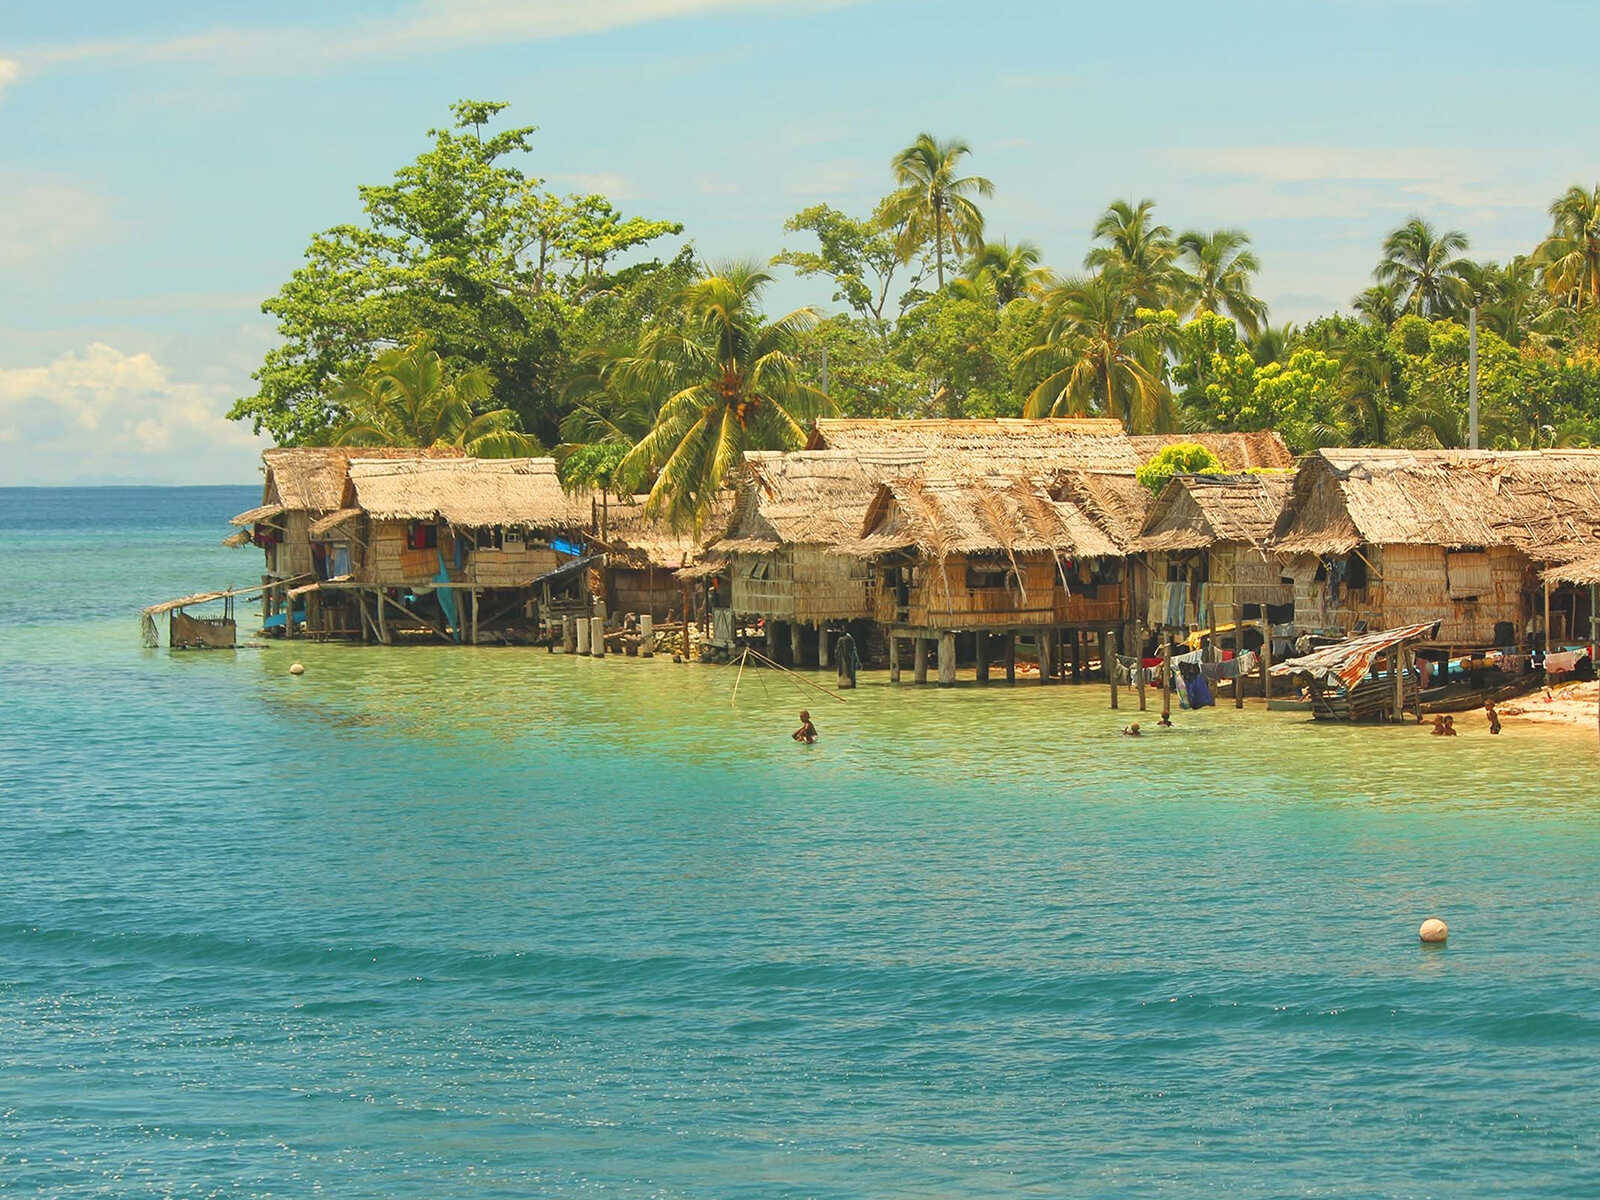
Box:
[1,485,1597,1199]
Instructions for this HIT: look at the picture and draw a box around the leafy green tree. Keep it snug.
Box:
[773,204,925,331]
[1020,273,1170,429]
[880,134,993,291]
[229,100,680,447]
[953,240,1046,307]
[330,336,539,457]
[1177,228,1267,335]
[615,263,830,526]
[1136,442,1225,495]
[1251,349,1346,451]
[1375,216,1472,317]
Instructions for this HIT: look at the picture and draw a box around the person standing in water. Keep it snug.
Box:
[792,710,817,744]
[1485,700,1502,734]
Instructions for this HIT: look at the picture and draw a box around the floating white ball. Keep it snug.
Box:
[289,662,305,676]
[1419,918,1448,944]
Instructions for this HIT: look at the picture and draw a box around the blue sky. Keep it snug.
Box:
[2,0,1595,483]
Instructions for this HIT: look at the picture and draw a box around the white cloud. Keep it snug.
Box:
[0,343,267,484]
[0,57,18,100]
[0,173,109,266]
[21,1,852,74]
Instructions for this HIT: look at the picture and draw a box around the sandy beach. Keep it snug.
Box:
[1498,679,1600,729]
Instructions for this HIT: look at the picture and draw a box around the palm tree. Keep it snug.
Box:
[952,240,1046,306]
[1176,228,1267,335]
[1019,274,1170,431]
[1353,284,1401,330]
[1374,216,1472,317]
[880,133,993,291]
[1084,199,1180,307]
[330,337,538,457]
[615,262,830,527]
[1247,322,1297,367]
[1534,183,1600,317]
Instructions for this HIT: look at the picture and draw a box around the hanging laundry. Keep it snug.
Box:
[1545,650,1581,675]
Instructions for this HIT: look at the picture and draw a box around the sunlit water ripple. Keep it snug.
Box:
[0,486,1596,1197]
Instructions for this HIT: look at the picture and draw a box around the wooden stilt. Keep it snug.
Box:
[680,579,691,661]
[1071,630,1082,682]
[818,625,830,668]
[1038,631,1053,685]
[576,615,591,655]
[1160,633,1172,723]
[1005,633,1016,684]
[937,630,956,687]
[1135,621,1147,711]
[375,588,390,644]
[1260,618,1272,710]
[591,615,606,657]
[976,634,989,684]
[889,635,901,683]
[913,637,929,684]
[1108,630,1119,709]
[471,589,480,645]
[640,613,654,658]
[790,620,803,669]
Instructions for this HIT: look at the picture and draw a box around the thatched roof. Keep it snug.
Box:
[805,418,1138,471]
[1049,469,1154,552]
[1135,472,1296,553]
[260,446,464,513]
[602,493,731,569]
[713,450,924,553]
[842,471,1122,560]
[347,457,591,529]
[1543,551,1600,587]
[1273,448,1600,559]
[1129,432,1295,471]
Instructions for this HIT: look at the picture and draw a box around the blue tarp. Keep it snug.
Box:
[263,608,306,630]
[435,551,460,641]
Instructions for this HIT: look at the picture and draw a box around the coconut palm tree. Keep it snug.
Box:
[330,336,539,457]
[1084,199,1181,307]
[1019,273,1170,431]
[614,262,830,527]
[1176,228,1267,335]
[951,240,1046,306]
[1374,216,1472,317]
[1534,183,1600,317]
[879,133,993,291]
[1353,284,1401,330]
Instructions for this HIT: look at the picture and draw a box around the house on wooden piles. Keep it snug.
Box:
[840,470,1124,685]
[1133,472,1296,652]
[598,494,729,624]
[228,446,464,636]
[308,456,593,644]
[708,450,920,667]
[1270,448,1600,657]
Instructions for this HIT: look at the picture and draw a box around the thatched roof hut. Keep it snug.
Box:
[1135,473,1295,554]
[805,417,1138,471]
[346,457,592,529]
[1273,448,1600,560]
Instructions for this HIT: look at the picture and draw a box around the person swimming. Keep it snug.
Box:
[1442,715,1458,737]
[1121,722,1142,737]
[792,709,817,744]
[1429,716,1448,736]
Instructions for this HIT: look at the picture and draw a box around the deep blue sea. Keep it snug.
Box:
[2,486,1597,1198]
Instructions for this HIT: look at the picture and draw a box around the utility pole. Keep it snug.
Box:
[820,342,830,395]
[1468,304,1480,450]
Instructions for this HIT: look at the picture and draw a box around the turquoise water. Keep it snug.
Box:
[2,487,1597,1198]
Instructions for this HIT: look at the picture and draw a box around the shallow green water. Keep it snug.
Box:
[2,487,1597,1197]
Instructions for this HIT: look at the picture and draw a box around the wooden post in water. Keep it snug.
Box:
[471,589,480,646]
[818,626,830,668]
[575,616,591,655]
[1135,621,1146,711]
[1070,630,1082,683]
[1160,632,1172,723]
[1038,631,1052,685]
[1107,630,1119,709]
[375,589,389,644]
[1005,633,1016,684]
[976,634,989,684]
[913,637,929,684]
[789,620,803,669]
[591,615,606,657]
[640,613,653,658]
[937,630,957,687]
[680,579,691,661]
[1260,618,1272,710]
[889,635,901,683]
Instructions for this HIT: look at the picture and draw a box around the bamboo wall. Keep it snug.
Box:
[878,554,1060,629]
[1144,546,1292,630]
[729,547,872,623]
[610,567,682,619]
[269,511,314,579]
[362,520,560,588]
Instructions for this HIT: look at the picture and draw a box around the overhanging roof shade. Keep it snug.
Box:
[309,507,362,536]
[230,502,286,526]
[531,552,605,588]
[1271,620,1442,690]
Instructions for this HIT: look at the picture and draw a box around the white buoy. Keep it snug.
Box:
[289,662,305,676]
[1419,918,1448,944]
